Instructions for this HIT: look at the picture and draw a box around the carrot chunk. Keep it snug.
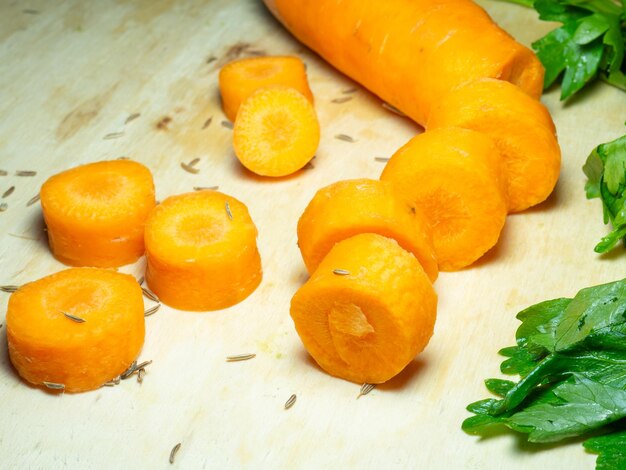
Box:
[380,127,507,271]
[427,78,561,213]
[290,233,437,384]
[219,55,314,122]
[264,0,544,127]
[144,190,262,311]
[6,268,145,393]
[40,160,156,267]
[233,86,320,177]
[297,178,438,281]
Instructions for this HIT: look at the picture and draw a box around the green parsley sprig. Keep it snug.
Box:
[499,0,626,99]
[462,279,626,468]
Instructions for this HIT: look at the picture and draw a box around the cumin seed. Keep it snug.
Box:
[142,287,159,302]
[332,96,352,104]
[43,381,65,390]
[333,269,350,276]
[201,117,213,129]
[137,276,144,286]
[342,87,358,94]
[374,157,390,162]
[62,311,86,323]
[137,368,146,383]
[0,170,7,176]
[16,170,36,177]
[169,443,182,464]
[284,394,297,410]
[303,162,314,170]
[0,285,19,293]
[221,120,233,129]
[188,158,200,167]
[0,202,7,212]
[104,377,121,386]
[125,112,141,124]
[26,194,40,206]
[357,383,375,399]
[103,132,125,140]
[2,186,15,198]
[225,201,233,220]
[180,162,200,174]
[226,353,256,362]
[120,361,137,380]
[206,56,217,64]
[334,134,355,143]
[382,102,405,116]
[144,304,160,317]
[193,186,219,191]
[117,156,130,160]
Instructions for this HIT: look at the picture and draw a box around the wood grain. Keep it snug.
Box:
[0,0,623,468]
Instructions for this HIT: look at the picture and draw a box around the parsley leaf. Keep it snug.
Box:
[583,134,626,253]
[463,279,626,467]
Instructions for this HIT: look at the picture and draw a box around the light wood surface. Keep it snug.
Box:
[0,1,624,468]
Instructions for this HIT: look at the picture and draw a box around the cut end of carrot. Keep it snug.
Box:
[144,190,262,311]
[219,55,314,122]
[381,127,508,271]
[297,178,438,281]
[233,86,320,177]
[290,233,437,384]
[40,160,156,267]
[6,268,145,393]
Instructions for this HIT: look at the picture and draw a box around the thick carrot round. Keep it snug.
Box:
[40,160,156,267]
[144,190,262,311]
[6,268,144,393]
[380,127,507,271]
[297,178,438,281]
[219,55,314,122]
[233,86,320,177]
[427,78,561,213]
[290,233,437,384]
[264,0,544,126]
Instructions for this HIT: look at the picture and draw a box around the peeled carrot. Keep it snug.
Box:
[233,86,320,177]
[297,178,438,281]
[427,78,561,213]
[380,127,507,271]
[291,233,437,384]
[219,55,314,122]
[40,160,155,268]
[264,0,544,126]
[6,268,144,393]
[144,190,262,311]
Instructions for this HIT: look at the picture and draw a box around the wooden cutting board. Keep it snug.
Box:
[0,1,624,468]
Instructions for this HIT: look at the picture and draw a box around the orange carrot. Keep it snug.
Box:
[233,86,320,177]
[144,190,262,311]
[264,0,544,126]
[380,127,507,271]
[427,78,561,213]
[290,233,437,384]
[219,55,314,122]
[297,178,438,281]
[40,160,155,268]
[6,268,144,393]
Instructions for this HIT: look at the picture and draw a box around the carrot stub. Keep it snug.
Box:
[297,178,438,281]
[291,233,437,384]
[40,160,156,267]
[233,86,320,177]
[427,78,561,213]
[144,190,262,311]
[219,55,314,122]
[380,127,507,271]
[6,268,145,393]
[264,0,544,127]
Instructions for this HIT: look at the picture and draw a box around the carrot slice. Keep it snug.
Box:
[290,233,437,384]
[6,268,145,393]
[144,190,262,311]
[233,86,320,177]
[264,0,544,127]
[219,55,314,122]
[297,178,438,281]
[40,160,156,267]
[427,78,561,213]
[380,127,507,271]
